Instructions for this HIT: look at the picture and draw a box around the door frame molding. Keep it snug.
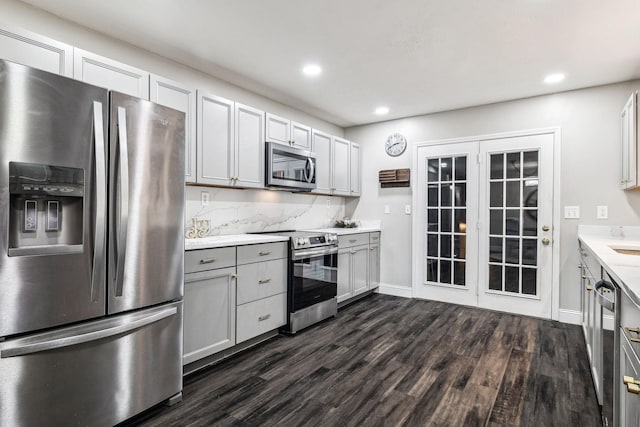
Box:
[411,127,562,320]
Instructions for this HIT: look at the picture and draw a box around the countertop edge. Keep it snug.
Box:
[185,235,289,251]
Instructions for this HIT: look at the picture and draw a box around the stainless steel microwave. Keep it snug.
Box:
[265,142,316,191]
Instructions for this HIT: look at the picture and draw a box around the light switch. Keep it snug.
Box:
[564,206,580,219]
[597,206,608,219]
[384,204,391,214]
[405,205,411,215]
[201,191,210,207]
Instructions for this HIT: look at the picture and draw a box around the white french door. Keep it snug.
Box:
[413,131,556,318]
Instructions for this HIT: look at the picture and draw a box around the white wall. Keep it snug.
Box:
[0,0,347,234]
[345,81,640,312]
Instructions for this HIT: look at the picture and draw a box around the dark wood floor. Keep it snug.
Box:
[130,294,601,427]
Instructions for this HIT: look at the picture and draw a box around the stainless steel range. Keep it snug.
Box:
[258,231,338,333]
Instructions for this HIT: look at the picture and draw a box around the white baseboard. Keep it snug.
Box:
[376,283,413,299]
[558,308,614,331]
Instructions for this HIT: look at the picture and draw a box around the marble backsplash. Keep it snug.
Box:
[185,186,346,236]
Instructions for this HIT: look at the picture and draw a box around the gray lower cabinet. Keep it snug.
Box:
[620,330,640,426]
[183,266,236,365]
[183,241,287,367]
[337,232,381,303]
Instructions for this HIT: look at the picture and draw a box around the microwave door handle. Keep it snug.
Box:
[306,157,315,183]
[115,107,130,297]
[91,101,107,303]
[302,158,309,182]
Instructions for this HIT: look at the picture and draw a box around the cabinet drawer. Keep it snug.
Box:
[369,232,381,244]
[579,242,600,281]
[185,247,236,273]
[237,258,288,305]
[236,293,286,343]
[237,242,287,265]
[338,233,369,249]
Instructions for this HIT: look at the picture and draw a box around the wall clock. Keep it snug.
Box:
[385,133,407,157]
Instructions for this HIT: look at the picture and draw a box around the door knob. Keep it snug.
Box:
[542,225,550,232]
[541,237,550,245]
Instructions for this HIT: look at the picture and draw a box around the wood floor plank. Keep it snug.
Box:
[129,294,600,427]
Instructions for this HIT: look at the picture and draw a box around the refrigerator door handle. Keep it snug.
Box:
[114,106,130,297]
[91,101,106,303]
[0,306,177,358]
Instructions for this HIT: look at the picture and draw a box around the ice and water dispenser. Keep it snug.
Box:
[8,162,84,256]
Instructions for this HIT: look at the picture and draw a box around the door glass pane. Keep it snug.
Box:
[428,159,439,182]
[424,155,468,288]
[522,268,537,295]
[523,151,538,178]
[505,266,520,292]
[441,184,452,206]
[489,265,502,291]
[454,261,465,286]
[441,158,453,181]
[506,152,521,179]
[490,182,503,207]
[485,148,540,297]
[490,154,504,179]
[455,156,466,180]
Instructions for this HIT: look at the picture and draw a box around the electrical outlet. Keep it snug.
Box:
[597,206,608,219]
[201,191,210,207]
[384,205,391,214]
[564,206,580,219]
[405,205,411,215]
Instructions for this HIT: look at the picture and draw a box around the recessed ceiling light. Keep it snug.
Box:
[302,64,322,77]
[544,73,565,84]
[375,106,390,115]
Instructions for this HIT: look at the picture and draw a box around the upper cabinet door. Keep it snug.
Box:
[291,121,311,150]
[332,137,351,196]
[265,113,290,145]
[349,142,361,197]
[0,24,73,77]
[197,92,234,186]
[235,103,265,188]
[73,48,149,99]
[621,92,638,190]
[150,75,197,183]
[312,130,332,195]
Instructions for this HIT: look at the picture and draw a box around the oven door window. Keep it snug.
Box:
[292,253,337,311]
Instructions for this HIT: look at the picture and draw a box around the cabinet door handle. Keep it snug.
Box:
[623,376,640,394]
[586,285,593,291]
[578,264,583,269]
[199,257,216,264]
[258,278,271,284]
[259,251,271,256]
[231,273,238,279]
[258,314,271,322]
[624,327,640,343]
[351,250,357,254]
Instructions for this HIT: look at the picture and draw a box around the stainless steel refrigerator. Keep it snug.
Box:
[0,60,185,426]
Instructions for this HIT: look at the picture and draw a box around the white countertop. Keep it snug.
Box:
[185,234,289,250]
[578,225,640,308]
[307,226,381,235]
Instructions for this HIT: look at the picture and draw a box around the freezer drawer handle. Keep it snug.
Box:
[1,307,177,358]
[92,101,107,303]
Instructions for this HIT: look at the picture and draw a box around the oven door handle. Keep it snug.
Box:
[594,280,615,312]
[292,246,338,260]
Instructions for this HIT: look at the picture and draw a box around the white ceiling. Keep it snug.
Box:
[19,0,640,127]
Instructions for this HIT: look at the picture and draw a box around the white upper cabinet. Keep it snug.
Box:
[332,136,351,196]
[621,91,638,190]
[197,91,265,188]
[235,103,265,188]
[197,92,235,186]
[0,24,73,77]
[266,113,311,150]
[312,130,332,195]
[150,75,197,183]
[73,48,149,99]
[350,142,361,197]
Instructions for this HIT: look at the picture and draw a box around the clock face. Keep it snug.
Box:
[385,133,407,157]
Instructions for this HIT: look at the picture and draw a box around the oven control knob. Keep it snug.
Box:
[297,237,307,247]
